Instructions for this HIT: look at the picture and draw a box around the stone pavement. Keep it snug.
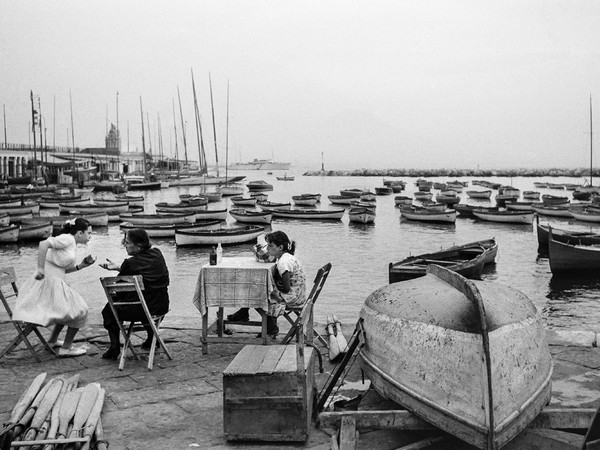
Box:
[1,322,600,450]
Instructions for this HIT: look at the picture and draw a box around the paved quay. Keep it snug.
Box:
[1,322,600,450]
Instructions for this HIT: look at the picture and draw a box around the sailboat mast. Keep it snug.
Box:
[69,90,75,152]
[116,91,120,172]
[3,104,6,147]
[225,80,230,184]
[147,112,153,172]
[177,86,189,169]
[590,95,593,187]
[172,98,180,177]
[157,113,164,178]
[30,91,37,181]
[191,68,207,175]
[209,73,219,178]
[139,97,147,178]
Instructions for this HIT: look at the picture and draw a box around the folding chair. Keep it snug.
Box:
[281,263,332,346]
[100,275,172,371]
[0,266,56,362]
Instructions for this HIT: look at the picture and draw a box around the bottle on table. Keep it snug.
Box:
[209,246,217,265]
[216,242,223,264]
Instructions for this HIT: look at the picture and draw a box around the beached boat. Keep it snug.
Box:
[327,195,356,206]
[229,208,273,224]
[271,208,345,220]
[119,220,221,237]
[532,204,572,218]
[18,222,53,241]
[466,190,492,199]
[292,195,319,206]
[400,206,456,223]
[536,220,600,251]
[548,228,600,274]
[257,201,292,211]
[472,208,533,224]
[0,225,19,243]
[175,225,265,246]
[360,265,552,449]
[348,207,375,224]
[389,238,497,283]
[119,212,196,225]
[230,196,257,207]
[246,180,274,192]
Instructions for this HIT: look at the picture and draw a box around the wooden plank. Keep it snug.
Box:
[275,345,298,373]
[339,416,356,450]
[529,408,596,430]
[226,396,303,407]
[397,435,448,449]
[224,345,270,375]
[256,346,286,375]
[503,429,582,450]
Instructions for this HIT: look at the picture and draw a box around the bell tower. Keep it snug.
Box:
[105,123,120,153]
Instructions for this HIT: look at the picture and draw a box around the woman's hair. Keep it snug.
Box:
[126,228,152,251]
[266,230,296,255]
[59,218,90,235]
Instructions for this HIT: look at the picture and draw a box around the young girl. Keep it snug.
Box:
[13,218,96,357]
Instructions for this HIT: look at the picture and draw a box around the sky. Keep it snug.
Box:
[1,1,600,171]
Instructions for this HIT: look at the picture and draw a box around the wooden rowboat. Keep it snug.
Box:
[473,208,533,224]
[271,208,345,220]
[0,225,19,243]
[0,213,9,226]
[536,220,600,251]
[548,228,600,274]
[257,201,292,211]
[569,207,600,223]
[400,206,456,223]
[327,195,356,206]
[18,222,53,241]
[292,195,319,206]
[466,190,492,199]
[155,201,208,214]
[348,207,375,224]
[360,265,552,449]
[119,212,196,225]
[119,220,221,237]
[229,208,272,224]
[531,204,572,218]
[389,238,497,283]
[175,225,264,246]
[193,208,228,221]
[230,196,257,207]
[63,203,129,215]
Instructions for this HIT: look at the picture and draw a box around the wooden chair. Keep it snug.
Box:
[100,275,173,371]
[0,267,56,361]
[281,263,332,347]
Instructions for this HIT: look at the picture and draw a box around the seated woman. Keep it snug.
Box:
[228,231,306,338]
[99,228,170,360]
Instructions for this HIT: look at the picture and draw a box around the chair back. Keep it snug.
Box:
[100,275,154,321]
[305,263,332,307]
[0,267,18,318]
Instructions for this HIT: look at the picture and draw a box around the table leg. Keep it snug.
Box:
[261,310,267,345]
[217,307,224,337]
[202,312,208,354]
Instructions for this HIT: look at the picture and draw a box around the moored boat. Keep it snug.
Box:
[466,190,492,199]
[230,196,257,207]
[229,208,273,224]
[413,192,433,202]
[155,201,208,214]
[18,222,53,241]
[249,192,269,202]
[389,238,497,283]
[531,204,572,218]
[536,219,600,251]
[522,190,540,200]
[569,206,600,223]
[0,213,10,226]
[119,212,196,225]
[473,208,533,224]
[193,208,229,221]
[548,228,600,274]
[340,188,364,198]
[119,220,221,237]
[360,265,552,449]
[216,184,245,197]
[257,201,292,211]
[374,186,393,196]
[505,201,534,211]
[39,196,90,209]
[271,208,345,220]
[0,202,41,216]
[62,202,129,215]
[0,225,20,243]
[246,180,274,191]
[114,194,145,207]
[394,195,412,206]
[348,207,375,224]
[175,225,265,246]
[400,206,456,223]
[327,195,356,206]
[292,195,319,206]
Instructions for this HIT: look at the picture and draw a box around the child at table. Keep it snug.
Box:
[227,231,306,339]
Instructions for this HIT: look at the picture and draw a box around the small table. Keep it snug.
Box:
[192,256,275,354]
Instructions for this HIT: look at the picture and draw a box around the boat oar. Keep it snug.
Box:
[56,388,82,439]
[21,378,64,443]
[11,378,56,442]
[94,418,108,450]
[332,315,349,355]
[42,375,77,450]
[30,413,51,450]
[80,388,105,450]
[0,372,47,438]
[326,315,341,362]
[65,384,99,449]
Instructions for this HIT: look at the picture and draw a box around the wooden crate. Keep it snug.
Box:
[223,344,316,441]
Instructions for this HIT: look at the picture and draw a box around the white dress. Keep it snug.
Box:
[268,252,306,317]
[13,234,89,328]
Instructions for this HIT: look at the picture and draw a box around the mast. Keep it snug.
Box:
[157,112,164,178]
[116,91,120,172]
[172,98,180,177]
[146,112,153,174]
[191,68,207,175]
[30,91,37,182]
[52,95,55,148]
[177,86,189,169]
[69,90,75,152]
[590,95,593,187]
[3,104,7,148]
[209,73,219,177]
[139,97,147,179]
[225,79,230,185]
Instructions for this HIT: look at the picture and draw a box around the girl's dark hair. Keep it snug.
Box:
[126,228,152,251]
[60,218,90,235]
[265,230,296,255]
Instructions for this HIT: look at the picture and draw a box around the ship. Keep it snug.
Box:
[228,158,291,171]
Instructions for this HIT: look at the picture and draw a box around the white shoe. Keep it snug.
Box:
[58,346,87,357]
[48,340,64,348]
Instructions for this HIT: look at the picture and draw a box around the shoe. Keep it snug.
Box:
[58,346,87,357]
[101,347,120,360]
[140,339,160,350]
[256,326,279,339]
[227,309,250,322]
[48,340,64,348]
[223,328,233,335]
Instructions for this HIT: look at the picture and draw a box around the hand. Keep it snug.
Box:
[100,258,120,271]
[35,270,45,280]
[83,254,97,265]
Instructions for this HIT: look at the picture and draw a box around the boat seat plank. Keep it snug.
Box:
[224,345,270,375]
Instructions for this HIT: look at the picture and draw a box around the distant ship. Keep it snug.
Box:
[228,158,291,171]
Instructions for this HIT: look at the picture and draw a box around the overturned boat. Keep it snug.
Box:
[360,265,552,449]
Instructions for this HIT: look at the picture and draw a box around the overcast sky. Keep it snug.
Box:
[1,1,600,170]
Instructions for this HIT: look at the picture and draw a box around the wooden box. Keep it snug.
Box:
[223,344,316,441]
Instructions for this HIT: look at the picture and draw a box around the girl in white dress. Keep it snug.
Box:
[13,218,96,357]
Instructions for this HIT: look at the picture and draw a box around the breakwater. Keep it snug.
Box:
[303,168,600,178]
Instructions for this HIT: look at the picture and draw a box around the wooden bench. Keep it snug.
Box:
[223,293,317,441]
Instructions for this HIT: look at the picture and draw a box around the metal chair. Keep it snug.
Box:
[281,263,332,346]
[100,275,172,370]
[0,267,56,361]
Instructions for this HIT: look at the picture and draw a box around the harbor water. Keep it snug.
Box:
[2,172,600,332]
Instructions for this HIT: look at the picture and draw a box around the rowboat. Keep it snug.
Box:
[193,208,228,221]
[61,203,129,215]
[175,225,265,246]
[541,194,569,206]
[39,197,90,209]
[547,183,565,190]
[572,190,592,201]
[217,185,245,197]
[394,196,412,206]
[454,204,476,218]
[374,186,393,196]
[548,228,600,274]
[18,222,53,241]
[155,201,208,214]
[531,204,572,218]
[124,176,161,191]
[348,207,375,224]
[292,195,319,206]
[276,175,295,181]
[389,238,497,283]
[201,191,224,202]
[505,201,534,211]
[0,202,40,216]
[73,187,94,198]
[271,208,345,220]
[246,180,274,191]
[299,193,321,202]
[536,220,600,251]
[230,196,257,207]
[119,220,221,237]
[533,181,549,188]
[327,195,356,206]
[472,208,533,224]
[22,213,110,231]
[413,192,433,202]
[114,194,145,207]
[340,188,364,198]
[400,206,456,223]
[360,191,377,201]
[0,198,23,208]
[466,190,492,199]
[0,225,19,243]
[0,213,9,226]
[522,191,540,200]
[420,201,446,212]
[257,201,292,211]
[119,212,196,225]
[249,192,269,202]
[360,265,552,449]
[435,192,461,206]
[494,194,519,207]
[229,208,273,224]
[569,206,600,223]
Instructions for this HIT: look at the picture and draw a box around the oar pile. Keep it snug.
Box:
[0,372,107,450]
